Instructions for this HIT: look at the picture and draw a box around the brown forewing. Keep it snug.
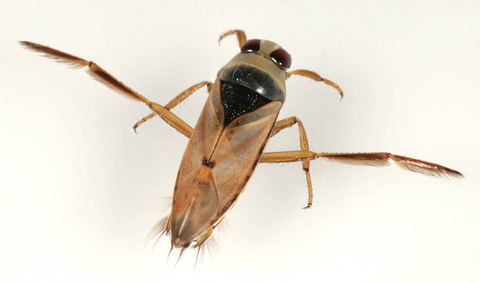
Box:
[210,100,282,218]
[172,77,282,236]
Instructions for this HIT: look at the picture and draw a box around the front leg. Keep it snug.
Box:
[286,69,343,99]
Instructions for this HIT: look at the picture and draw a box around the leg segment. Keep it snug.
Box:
[218,30,247,48]
[286,69,343,99]
[260,151,463,178]
[265,116,315,208]
[260,149,462,207]
[217,32,344,101]
[20,41,196,138]
[133,81,212,132]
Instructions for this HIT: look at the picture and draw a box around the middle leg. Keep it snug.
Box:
[263,116,315,209]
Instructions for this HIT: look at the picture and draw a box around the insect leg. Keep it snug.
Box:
[133,81,212,132]
[218,30,247,48]
[19,41,151,103]
[260,151,463,179]
[20,41,195,138]
[265,116,315,208]
[286,69,343,99]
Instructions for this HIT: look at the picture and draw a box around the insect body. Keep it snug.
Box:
[20,30,463,259]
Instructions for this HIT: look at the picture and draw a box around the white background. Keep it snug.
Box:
[1,0,479,282]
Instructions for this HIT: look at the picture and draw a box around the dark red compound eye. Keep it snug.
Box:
[241,39,261,53]
[270,48,292,69]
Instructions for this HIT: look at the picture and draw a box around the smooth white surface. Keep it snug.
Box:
[1,0,479,282]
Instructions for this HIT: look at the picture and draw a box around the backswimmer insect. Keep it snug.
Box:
[20,29,463,262]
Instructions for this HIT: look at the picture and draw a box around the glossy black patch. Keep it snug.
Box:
[219,64,285,101]
[221,80,272,127]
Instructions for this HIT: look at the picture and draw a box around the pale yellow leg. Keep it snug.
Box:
[133,81,212,133]
[218,30,247,47]
[286,69,343,99]
[260,151,463,179]
[263,116,314,208]
[19,41,203,138]
[262,116,463,207]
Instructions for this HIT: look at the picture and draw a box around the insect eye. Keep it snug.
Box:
[241,39,261,53]
[269,48,292,70]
